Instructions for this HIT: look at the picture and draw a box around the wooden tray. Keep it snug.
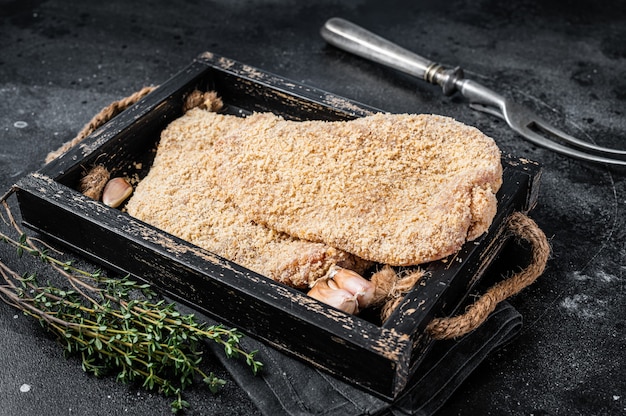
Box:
[14,52,541,400]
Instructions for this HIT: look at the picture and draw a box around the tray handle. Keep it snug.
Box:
[426,212,550,340]
[45,86,156,164]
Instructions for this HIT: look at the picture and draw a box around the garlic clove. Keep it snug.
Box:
[308,278,359,314]
[102,177,133,208]
[329,266,375,308]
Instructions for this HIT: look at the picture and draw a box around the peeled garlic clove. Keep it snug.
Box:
[329,266,375,308]
[308,278,359,314]
[102,177,133,208]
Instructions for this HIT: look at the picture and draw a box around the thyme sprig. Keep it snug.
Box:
[0,193,262,413]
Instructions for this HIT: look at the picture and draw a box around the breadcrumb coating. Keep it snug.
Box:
[126,108,369,288]
[212,112,502,265]
[128,106,502,283]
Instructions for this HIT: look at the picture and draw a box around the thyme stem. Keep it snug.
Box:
[0,192,263,413]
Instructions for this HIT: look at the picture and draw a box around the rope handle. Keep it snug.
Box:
[426,211,550,340]
[45,86,156,163]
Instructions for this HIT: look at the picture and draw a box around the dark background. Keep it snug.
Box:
[1,0,625,415]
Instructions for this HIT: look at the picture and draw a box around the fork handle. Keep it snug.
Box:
[321,17,463,95]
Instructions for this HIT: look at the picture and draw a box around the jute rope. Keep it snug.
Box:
[426,211,550,340]
[49,88,550,342]
[45,86,156,163]
[373,266,424,321]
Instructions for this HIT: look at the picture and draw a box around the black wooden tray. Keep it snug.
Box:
[13,52,541,400]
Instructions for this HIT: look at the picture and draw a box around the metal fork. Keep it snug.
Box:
[321,17,626,166]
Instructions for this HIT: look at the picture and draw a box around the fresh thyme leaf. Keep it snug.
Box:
[0,193,263,414]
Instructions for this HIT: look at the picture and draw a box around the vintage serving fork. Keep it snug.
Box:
[321,18,626,166]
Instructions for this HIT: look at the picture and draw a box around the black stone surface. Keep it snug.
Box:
[1,1,625,415]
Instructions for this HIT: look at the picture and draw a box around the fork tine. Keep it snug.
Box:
[462,80,626,165]
[513,120,626,166]
[530,117,626,157]
[484,98,626,166]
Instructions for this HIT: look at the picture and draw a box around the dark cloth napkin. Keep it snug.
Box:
[208,301,522,416]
